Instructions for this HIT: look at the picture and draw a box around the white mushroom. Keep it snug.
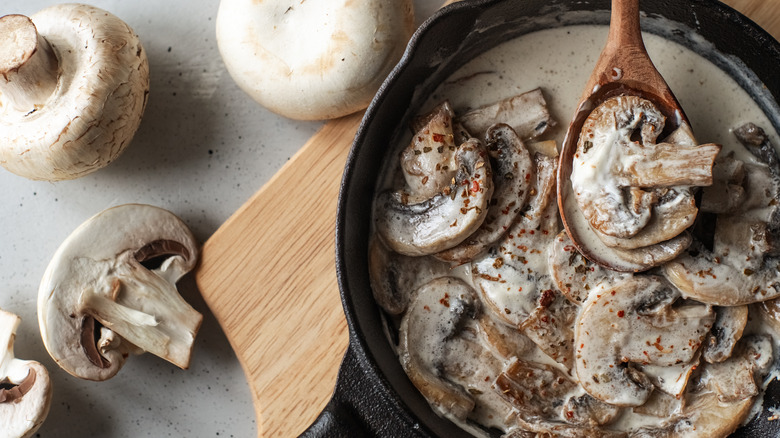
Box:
[368,236,451,315]
[38,204,202,381]
[0,5,149,181]
[664,124,780,306]
[0,309,52,438]
[458,88,556,141]
[398,277,481,421]
[575,276,714,407]
[570,96,719,239]
[215,0,414,120]
[375,138,494,256]
[549,230,629,304]
[402,102,460,201]
[437,124,535,263]
[471,153,558,326]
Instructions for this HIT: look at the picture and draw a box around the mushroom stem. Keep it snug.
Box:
[79,253,202,370]
[0,14,59,115]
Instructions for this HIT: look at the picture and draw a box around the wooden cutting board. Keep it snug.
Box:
[193,1,779,437]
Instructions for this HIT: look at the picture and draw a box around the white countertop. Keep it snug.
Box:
[0,0,441,436]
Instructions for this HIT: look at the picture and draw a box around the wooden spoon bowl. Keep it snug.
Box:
[557,0,690,271]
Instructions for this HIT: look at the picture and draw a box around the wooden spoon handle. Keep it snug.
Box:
[608,0,645,51]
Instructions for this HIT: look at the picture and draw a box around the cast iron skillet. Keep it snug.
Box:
[303,0,780,436]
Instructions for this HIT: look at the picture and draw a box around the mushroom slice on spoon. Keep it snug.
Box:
[570,96,719,239]
[0,308,52,438]
[38,204,202,381]
[575,276,714,407]
[375,138,494,256]
[437,124,535,263]
[398,277,481,421]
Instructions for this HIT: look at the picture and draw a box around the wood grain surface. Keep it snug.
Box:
[193,1,777,436]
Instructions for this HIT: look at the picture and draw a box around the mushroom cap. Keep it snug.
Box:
[0,309,52,438]
[215,0,414,120]
[38,204,201,381]
[0,4,149,181]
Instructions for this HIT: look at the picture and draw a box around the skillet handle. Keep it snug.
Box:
[300,342,427,437]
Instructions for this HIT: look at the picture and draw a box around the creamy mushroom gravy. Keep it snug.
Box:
[371,24,780,437]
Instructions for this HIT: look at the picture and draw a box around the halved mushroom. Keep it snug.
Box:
[398,277,481,420]
[375,138,494,256]
[471,153,558,326]
[0,309,52,438]
[216,0,414,120]
[570,95,719,239]
[0,5,149,181]
[368,236,451,315]
[437,124,535,263]
[38,204,202,381]
[575,276,714,407]
[458,88,556,141]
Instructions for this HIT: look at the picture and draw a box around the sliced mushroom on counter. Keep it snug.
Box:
[398,277,481,420]
[575,276,714,407]
[368,237,451,315]
[216,0,414,120]
[38,204,203,381]
[549,230,629,304]
[570,96,719,239]
[375,138,494,256]
[0,5,149,181]
[701,305,748,364]
[458,88,556,140]
[471,153,558,326]
[402,102,460,201]
[437,124,535,263]
[0,309,52,438]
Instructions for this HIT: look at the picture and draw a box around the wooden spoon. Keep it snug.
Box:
[556,0,689,271]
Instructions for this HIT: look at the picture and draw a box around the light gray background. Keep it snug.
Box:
[0,1,442,436]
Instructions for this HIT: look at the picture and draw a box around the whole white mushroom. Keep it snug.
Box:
[0,4,149,181]
[216,0,415,120]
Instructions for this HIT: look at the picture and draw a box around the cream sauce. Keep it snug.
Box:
[377,24,780,437]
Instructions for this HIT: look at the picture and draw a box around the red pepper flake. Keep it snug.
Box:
[566,411,574,419]
[539,290,555,307]
[542,230,549,235]
[471,180,480,193]
[423,305,430,311]
[611,290,616,296]
[439,293,450,307]
[541,316,549,323]
[432,133,445,143]
[617,310,625,318]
